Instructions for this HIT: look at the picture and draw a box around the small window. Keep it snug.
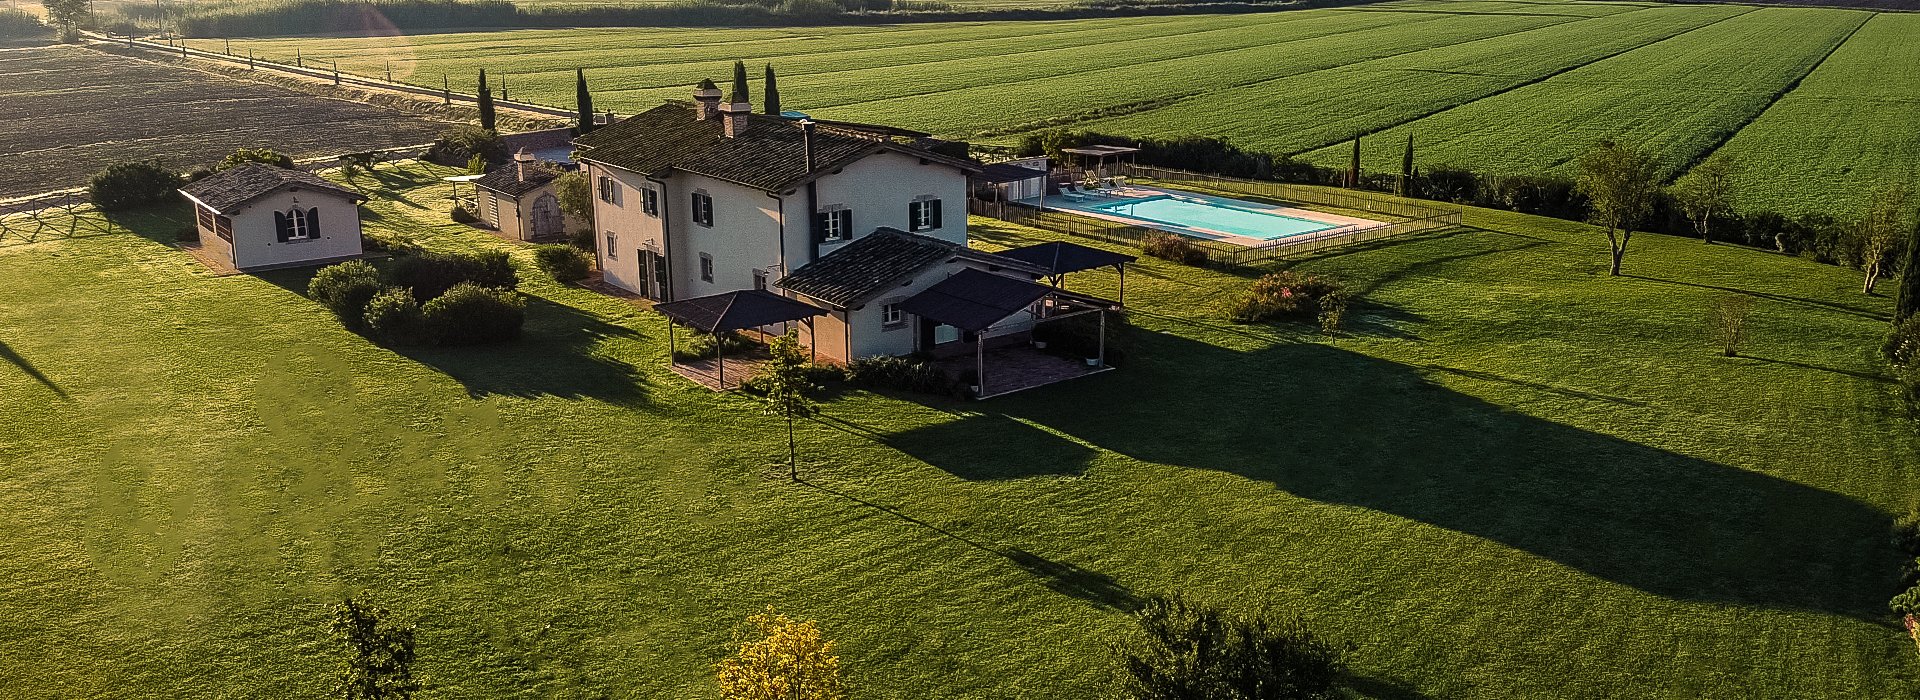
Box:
[692,192,714,227]
[908,199,941,232]
[605,233,617,260]
[753,269,768,291]
[598,176,618,204]
[641,188,659,216]
[699,253,714,282]
[817,209,851,242]
[281,205,315,240]
[881,303,904,326]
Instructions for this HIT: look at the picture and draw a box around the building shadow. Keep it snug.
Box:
[818,412,1096,480]
[983,330,1896,617]
[801,479,1142,612]
[0,339,68,399]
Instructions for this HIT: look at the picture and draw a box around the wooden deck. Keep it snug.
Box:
[669,355,768,391]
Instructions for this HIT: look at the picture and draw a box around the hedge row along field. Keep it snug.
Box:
[193,0,1920,213]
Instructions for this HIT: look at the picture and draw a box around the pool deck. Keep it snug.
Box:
[1020,185,1384,247]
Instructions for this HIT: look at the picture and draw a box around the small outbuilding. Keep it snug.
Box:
[178,163,366,271]
[474,150,576,242]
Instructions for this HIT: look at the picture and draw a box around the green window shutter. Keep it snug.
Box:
[273,211,289,242]
[930,199,942,229]
[306,208,321,237]
[908,201,921,230]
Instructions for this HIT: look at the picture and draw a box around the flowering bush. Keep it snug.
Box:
[1227,270,1349,329]
[1141,233,1209,266]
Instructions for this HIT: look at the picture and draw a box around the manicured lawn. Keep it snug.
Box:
[2,161,1916,698]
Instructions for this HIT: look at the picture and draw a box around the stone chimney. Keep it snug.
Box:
[693,78,721,121]
[513,148,534,182]
[721,61,752,138]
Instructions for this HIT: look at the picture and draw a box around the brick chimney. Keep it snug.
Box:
[693,78,721,121]
[513,148,534,181]
[798,119,816,172]
[721,60,752,138]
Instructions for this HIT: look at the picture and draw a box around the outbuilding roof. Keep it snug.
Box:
[972,162,1048,184]
[473,164,560,198]
[899,268,1054,333]
[654,289,825,333]
[178,163,364,214]
[573,102,977,192]
[776,228,1048,308]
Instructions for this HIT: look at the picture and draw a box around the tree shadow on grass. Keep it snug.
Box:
[1624,274,1889,322]
[816,412,1096,480]
[801,479,1142,612]
[984,330,1896,617]
[0,339,68,399]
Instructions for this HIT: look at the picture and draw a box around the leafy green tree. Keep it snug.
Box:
[716,607,847,700]
[554,170,593,232]
[764,64,781,115]
[1668,154,1738,244]
[331,598,420,700]
[762,330,818,481]
[476,69,496,131]
[1575,140,1661,276]
[1113,593,1348,700]
[1857,185,1910,295]
[1398,133,1414,197]
[574,68,594,134]
[88,160,180,210]
[41,0,88,29]
[1895,218,1920,322]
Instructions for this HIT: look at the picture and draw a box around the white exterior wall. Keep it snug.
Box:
[481,184,578,242]
[823,259,1039,361]
[669,172,783,299]
[225,189,362,270]
[589,162,667,296]
[808,151,968,263]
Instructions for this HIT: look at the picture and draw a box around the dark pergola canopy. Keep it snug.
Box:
[900,268,1053,333]
[994,241,1135,276]
[655,289,824,333]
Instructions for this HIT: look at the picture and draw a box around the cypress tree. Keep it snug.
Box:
[575,68,595,134]
[1346,134,1361,189]
[1400,133,1415,196]
[1897,220,1920,322]
[764,64,781,116]
[730,60,750,104]
[477,69,496,132]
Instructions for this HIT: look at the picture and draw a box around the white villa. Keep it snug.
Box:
[574,72,1120,370]
[177,163,366,271]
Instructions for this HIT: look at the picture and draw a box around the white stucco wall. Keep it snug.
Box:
[222,188,362,270]
[668,172,784,299]
[809,151,969,264]
[589,162,666,297]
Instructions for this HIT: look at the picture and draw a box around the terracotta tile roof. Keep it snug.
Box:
[573,102,976,192]
[474,164,560,198]
[777,228,1048,308]
[178,163,363,214]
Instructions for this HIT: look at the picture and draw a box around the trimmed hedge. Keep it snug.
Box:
[362,287,424,343]
[307,260,384,328]
[845,355,954,395]
[89,160,181,211]
[386,249,516,301]
[423,282,525,345]
[533,244,592,282]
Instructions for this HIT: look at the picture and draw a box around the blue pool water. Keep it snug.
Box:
[1090,195,1338,240]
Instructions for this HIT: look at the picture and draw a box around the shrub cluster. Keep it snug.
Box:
[308,250,524,345]
[1891,507,1920,654]
[845,355,954,395]
[0,9,47,39]
[1885,316,1920,414]
[533,244,592,282]
[1140,233,1208,266]
[1227,270,1349,329]
[88,160,181,211]
[672,330,758,361]
[426,125,506,169]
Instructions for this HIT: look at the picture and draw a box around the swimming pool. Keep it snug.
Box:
[1088,195,1340,241]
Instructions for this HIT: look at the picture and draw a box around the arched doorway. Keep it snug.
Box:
[529,193,563,240]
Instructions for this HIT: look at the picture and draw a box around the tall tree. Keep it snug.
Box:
[1345,134,1361,189]
[764,64,781,116]
[1858,184,1911,295]
[331,598,420,700]
[1668,153,1739,244]
[761,330,817,481]
[716,607,847,700]
[476,69,496,132]
[574,68,594,134]
[1575,140,1661,276]
[41,0,89,29]
[1896,218,1920,322]
[1398,133,1415,197]
[731,60,750,104]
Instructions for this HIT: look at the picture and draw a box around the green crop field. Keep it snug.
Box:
[5,160,1918,698]
[186,0,1920,217]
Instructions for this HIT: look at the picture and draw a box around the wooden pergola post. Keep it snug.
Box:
[975,334,986,398]
[1116,263,1126,304]
[667,321,676,369]
[1097,310,1107,368]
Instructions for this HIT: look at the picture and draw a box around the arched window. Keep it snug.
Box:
[286,206,311,239]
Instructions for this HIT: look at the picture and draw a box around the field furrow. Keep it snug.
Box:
[1297,6,1872,181]
[1076,3,1747,155]
[1699,12,1920,215]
